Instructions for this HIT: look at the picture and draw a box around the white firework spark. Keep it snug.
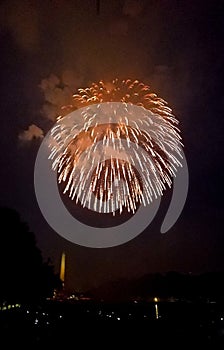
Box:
[48,79,183,215]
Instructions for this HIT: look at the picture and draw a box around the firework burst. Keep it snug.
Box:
[49,79,183,215]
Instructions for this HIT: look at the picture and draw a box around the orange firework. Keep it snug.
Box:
[50,79,182,215]
[60,79,175,121]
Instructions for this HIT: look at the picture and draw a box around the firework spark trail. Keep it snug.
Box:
[48,79,183,215]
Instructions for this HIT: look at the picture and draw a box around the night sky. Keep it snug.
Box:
[0,0,223,293]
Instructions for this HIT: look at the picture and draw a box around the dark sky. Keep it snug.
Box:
[0,0,223,292]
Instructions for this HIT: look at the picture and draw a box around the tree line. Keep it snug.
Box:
[0,207,61,304]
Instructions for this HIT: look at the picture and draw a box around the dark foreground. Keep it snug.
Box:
[1,299,224,347]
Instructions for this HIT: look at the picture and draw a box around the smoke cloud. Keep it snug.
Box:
[123,0,144,18]
[19,124,44,142]
[0,0,40,52]
[39,72,83,121]
[10,0,208,142]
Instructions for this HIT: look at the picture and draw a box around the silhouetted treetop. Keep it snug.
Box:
[0,207,60,303]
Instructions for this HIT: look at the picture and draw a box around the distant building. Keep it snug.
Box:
[60,252,66,290]
[52,252,66,300]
